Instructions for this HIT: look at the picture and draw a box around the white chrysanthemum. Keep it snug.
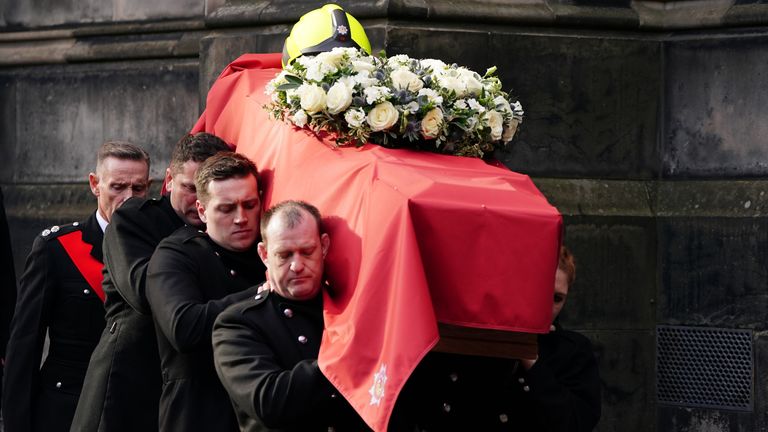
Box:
[512,101,524,119]
[467,98,485,113]
[364,86,392,105]
[420,59,447,75]
[352,57,377,73]
[305,61,336,83]
[493,95,512,114]
[387,54,411,67]
[344,108,366,128]
[417,88,443,106]
[291,110,308,128]
[403,101,419,114]
[353,70,379,89]
[454,99,468,110]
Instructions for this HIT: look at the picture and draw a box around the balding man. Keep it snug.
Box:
[3,141,150,432]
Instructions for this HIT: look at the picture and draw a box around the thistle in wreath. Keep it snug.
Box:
[264,47,524,158]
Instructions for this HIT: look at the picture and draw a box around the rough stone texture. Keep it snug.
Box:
[559,216,657,331]
[579,330,655,432]
[664,30,768,178]
[4,2,768,432]
[1,0,204,30]
[384,25,665,179]
[659,217,768,329]
[0,59,200,184]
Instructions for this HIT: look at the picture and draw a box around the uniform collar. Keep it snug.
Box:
[95,210,108,233]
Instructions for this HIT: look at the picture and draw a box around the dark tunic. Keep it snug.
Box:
[146,225,265,432]
[72,196,183,432]
[212,289,368,432]
[2,213,105,432]
[403,324,601,432]
[0,187,17,416]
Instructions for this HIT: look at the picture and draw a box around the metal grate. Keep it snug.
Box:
[656,325,753,411]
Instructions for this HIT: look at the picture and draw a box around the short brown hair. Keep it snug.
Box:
[170,133,230,174]
[260,200,324,245]
[558,246,576,288]
[194,152,258,204]
[97,141,150,171]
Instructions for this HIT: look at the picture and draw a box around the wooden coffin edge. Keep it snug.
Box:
[434,323,539,359]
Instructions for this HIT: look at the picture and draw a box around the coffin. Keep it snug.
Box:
[192,53,562,431]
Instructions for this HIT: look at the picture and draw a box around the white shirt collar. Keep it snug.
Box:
[95,210,109,233]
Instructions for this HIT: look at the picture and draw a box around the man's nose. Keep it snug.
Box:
[290,257,305,273]
[234,206,248,224]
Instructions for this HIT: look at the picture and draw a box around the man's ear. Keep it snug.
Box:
[88,172,100,197]
[164,167,173,192]
[195,199,207,224]
[257,242,268,265]
[320,233,330,258]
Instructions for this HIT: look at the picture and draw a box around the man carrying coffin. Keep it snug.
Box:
[212,201,369,431]
[72,133,229,432]
[146,152,266,431]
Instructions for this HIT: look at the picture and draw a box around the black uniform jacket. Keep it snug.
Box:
[403,324,601,432]
[72,196,183,432]
[0,187,17,415]
[212,289,369,432]
[2,213,105,432]
[146,225,265,432]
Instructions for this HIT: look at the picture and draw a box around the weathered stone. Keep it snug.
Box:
[581,330,655,432]
[658,217,768,329]
[0,59,200,183]
[558,216,657,330]
[1,0,204,30]
[492,30,661,178]
[664,31,768,177]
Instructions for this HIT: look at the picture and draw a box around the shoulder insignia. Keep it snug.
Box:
[41,221,82,240]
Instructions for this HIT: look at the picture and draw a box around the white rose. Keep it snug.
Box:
[291,110,308,128]
[420,59,447,74]
[316,49,346,69]
[298,84,327,114]
[367,102,399,132]
[421,108,444,139]
[438,74,465,97]
[462,75,483,96]
[502,118,520,142]
[487,110,504,141]
[352,58,376,73]
[390,67,423,92]
[344,108,366,128]
[326,82,353,115]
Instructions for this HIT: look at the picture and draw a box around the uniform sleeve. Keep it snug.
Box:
[212,308,339,429]
[146,241,258,353]
[103,204,160,315]
[1,235,54,432]
[520,334,601,432]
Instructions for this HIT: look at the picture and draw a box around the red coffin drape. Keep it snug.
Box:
[192,53,563,431]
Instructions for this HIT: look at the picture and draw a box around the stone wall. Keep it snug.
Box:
[3,1,768,431]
